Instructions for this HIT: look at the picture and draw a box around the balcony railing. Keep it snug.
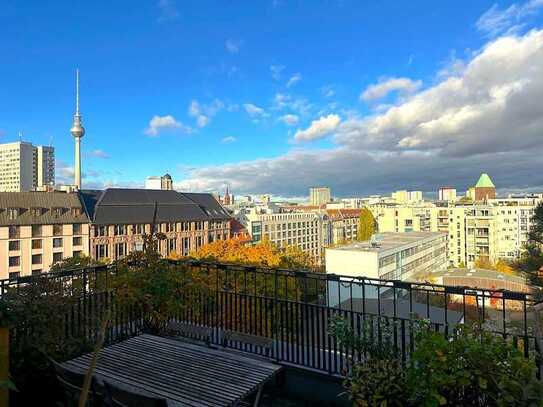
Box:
[2,259,541,376]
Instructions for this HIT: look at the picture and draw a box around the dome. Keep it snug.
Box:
[163,173,172,179]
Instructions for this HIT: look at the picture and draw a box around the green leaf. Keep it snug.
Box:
[437,395,447,405]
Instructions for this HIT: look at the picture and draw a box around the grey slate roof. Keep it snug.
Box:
[0,191,89,226]
[80,188,231,225]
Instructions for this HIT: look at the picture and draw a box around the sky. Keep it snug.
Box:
[1,0,543,198]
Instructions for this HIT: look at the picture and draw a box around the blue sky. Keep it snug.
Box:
[1,0,543,197]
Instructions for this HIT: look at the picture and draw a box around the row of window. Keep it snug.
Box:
[8,236,83,251]
[8,250,83,269]
[8,224,82,238]
[93,221,227,237]
[5,206,81,220]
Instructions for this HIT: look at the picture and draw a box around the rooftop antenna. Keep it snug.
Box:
[18,131,22,142]
[76,68,80,115]
[49,135,53,147]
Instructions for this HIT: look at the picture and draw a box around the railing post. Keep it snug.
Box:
[0,326,9,407]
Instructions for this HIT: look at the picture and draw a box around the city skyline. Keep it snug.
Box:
[1,1,543,196]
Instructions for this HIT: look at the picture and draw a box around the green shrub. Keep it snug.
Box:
[329,317,543,407]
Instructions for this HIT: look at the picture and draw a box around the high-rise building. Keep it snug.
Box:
[309,187,331,206]
[145,174,173,190]
[35,145,55,188]
[0,141,55,192]
[438,187,457,202]
[392,190,423,203]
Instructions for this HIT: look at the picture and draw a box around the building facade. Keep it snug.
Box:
[0,191,90,279]
[81,189,231,262]
[438,187,457,202]
[309,187,331,206]
[325,232,448,281]
[0,141,55,192]
[241,206,324,263]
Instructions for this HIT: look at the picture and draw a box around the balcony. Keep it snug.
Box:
[1,259,542,406]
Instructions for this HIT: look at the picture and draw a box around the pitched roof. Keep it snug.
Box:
[475,173,495,188]
[80,188,231,225]
[0,191,89,226]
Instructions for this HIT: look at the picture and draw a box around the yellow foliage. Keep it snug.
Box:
[190,238,315,270]
[357,208,375,241]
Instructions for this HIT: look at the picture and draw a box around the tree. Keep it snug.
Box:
[357,208,375,241]
[49,255,103,272]
[190,237,316,270]
[514,202,543,288]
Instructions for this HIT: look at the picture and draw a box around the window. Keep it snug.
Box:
[8,240,20,251]
[71,207,81,216]
[32,270,42,276]
[53,238,63,248]
[53,224,63,236]
[31,207,42,217]
[73,251,82,258]
[8,226,19,239]
[73,224,82,235]
[96,226,108,237]
[32,254,42,265]
[114,225,126,236]
[73,236,82,246]
[95,244,108,259]
[8,208,19,220]
[52,207,63,217]
[32,225,42,237]
[132,224,144,234]
[167,238,176,253]
[53,252,63,263]
[114,242,126,259]
[32,239,42,249]
[166,223,176,233]
[9,256,20,267]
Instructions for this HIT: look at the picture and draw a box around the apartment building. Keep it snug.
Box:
[325,231,448,281]
[325,209,361,244]
[309,187,331,206]
[0,141,55,192]
[0,191,90,279]
[81,189,231,262]
[391,190,423,204]
[241,206,324,263]
[371,204,432,233]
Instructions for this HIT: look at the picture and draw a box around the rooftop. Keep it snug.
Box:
[475,173,495,188]
[329,231,446,253]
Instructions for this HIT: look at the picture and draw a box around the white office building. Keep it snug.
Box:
[325,231,448,281]
[240,205,324,264]
[0,141,55,192]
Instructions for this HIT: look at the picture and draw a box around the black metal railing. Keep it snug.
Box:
[3,260,541,376]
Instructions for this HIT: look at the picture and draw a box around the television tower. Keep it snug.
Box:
[70,69,85,189]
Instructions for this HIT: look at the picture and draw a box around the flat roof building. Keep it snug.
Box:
[325,231,448,281]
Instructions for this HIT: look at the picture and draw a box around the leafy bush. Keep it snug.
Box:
[2,276,95,406]
[329,317,543,407]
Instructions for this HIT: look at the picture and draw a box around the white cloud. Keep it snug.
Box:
[225,38,242,54]
[188,99,224,128]
[243,103,268,118]
[145,115,190,136]
[286,73,302,88]
[361,77,422,101]
[221,136,237,144]
[87,149,109,159]
[179,30,543,196]
[270,65,285,81]
[272,93,312,115]
[279,114,299,126]
[294,114,340,142]
[477,0,543,37]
